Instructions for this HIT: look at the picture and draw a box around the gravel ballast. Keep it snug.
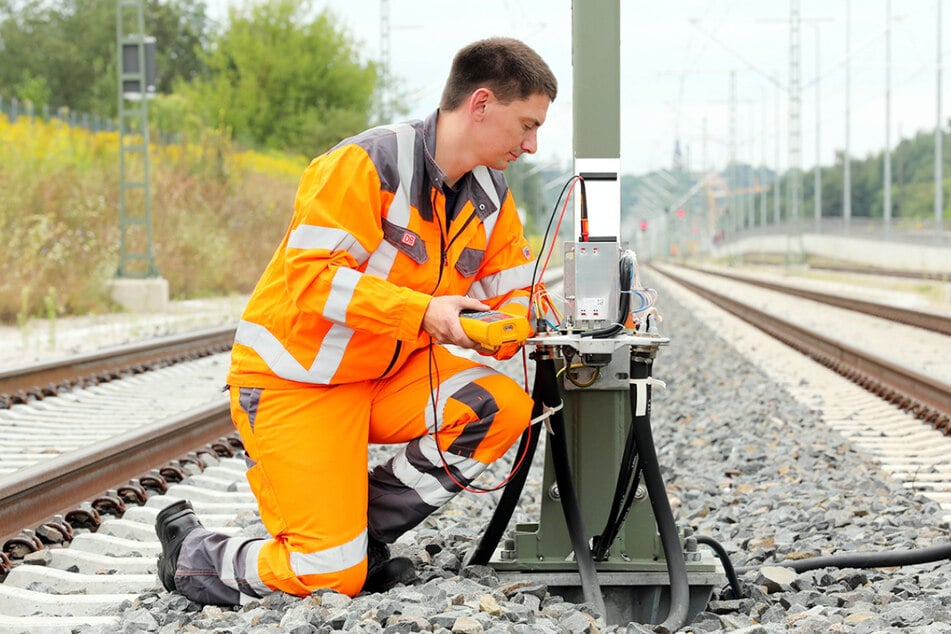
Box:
[97,281,951,633]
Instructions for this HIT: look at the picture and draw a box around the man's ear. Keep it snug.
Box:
[469,87,492,120]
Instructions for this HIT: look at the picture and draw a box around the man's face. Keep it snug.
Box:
[477,91,550,170]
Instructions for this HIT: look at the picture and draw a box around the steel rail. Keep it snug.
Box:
[0,325,235,401]
[651,264,951,431]
[0,401,232,543]
[0,272,556,547]
[809,262,950,282]
[678,265,951,336]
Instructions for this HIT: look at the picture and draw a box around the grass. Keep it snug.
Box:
[0,112,304,323]
[1,112,562,325]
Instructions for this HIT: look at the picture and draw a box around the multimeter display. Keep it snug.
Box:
[458,310,533,347]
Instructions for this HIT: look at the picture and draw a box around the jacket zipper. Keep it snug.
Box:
[381,188,445,380]
[432,188,447,293]
[383,193,479,380]
[379,341,402,378]
[445,210,478,258]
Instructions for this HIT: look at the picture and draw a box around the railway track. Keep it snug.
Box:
[649,263,950,429]
[0,329,239,631]
[676,264,951,336]
[0,452,251,632]
[647,261,951,522]
[0,325,235,407]
[0,265,948,630]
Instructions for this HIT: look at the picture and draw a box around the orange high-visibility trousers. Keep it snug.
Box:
[217,344,532,600]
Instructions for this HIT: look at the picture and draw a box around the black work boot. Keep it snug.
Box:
[362,536,417,593]
[155,499,203,591]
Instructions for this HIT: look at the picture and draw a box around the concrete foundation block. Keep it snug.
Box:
[108,277,169,313]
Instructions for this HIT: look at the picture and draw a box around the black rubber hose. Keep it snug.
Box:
[593,413,638,560]
[770,542,951,573]
[600,463,643,558]
[463,422,541,567]
[543,357,607,618]
[695,535,743,599]
[464,357,549,566]
[714,541,951,593]
[629,362,690,634]
[581,322,624,339]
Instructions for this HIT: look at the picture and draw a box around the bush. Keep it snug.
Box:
[0,112,304,322]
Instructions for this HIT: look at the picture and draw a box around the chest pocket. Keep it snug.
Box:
[455,247,484,278]
[382,219,428,264]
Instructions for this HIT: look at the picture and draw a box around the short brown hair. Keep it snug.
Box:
[439,37,558,111]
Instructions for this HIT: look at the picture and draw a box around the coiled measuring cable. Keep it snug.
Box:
[463,350,549,567]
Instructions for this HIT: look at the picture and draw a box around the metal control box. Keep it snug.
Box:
[564,241,619,331]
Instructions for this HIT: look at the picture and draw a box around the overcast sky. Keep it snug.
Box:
[207,1,948,177]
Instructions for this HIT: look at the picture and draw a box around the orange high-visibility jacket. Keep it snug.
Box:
[228,112,537,388]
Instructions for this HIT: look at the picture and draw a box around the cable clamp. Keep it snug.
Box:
[629,376,666,390]
[530,401,564,435]
[628,377,665,416]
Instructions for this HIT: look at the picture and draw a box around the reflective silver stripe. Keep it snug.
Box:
[392,437,483,506]
[219,535,243,590]
[469,261,536,300]
[218,537,273,599]
[365,240,399,279]
[234,124,420,386]
[234,320,307,381]
[287,225,370,265]
[472,166,501,209]
[481,211,499,247]
[424,366,496,432]
[366,124,415,279]
[471,167,500,240]
[241,539,272,597]
[417,434,486,478]
[234,319,353,384]
[324,267,360,325]
[289,528,367,576]
[309,323,352,383]
[395,365,497,504]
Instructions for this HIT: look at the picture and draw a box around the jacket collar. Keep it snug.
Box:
[421,110,499,221]
[421,110,446,191]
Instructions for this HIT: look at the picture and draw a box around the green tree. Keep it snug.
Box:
[0,0,211,116]
[178,0,377,156]
[11,69,50,107]
[147,0,210,92]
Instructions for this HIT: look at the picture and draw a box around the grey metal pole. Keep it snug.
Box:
[936,0,944,242]
[747,104,755,230]
[572,0,619,159]
[730,71,738,235]
[572,0,621,240]
[378,0,390,121]
[774,81,782,225]
[762,92,768,226]
[702,115,708,175]
[844,0,852,231]
[814,25,822,231]
[788,0,803,263]
[884,0,892,234]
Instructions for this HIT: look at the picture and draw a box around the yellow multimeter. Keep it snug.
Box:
[458,310,533,348]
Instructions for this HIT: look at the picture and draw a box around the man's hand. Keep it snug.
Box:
[423,296,490,349]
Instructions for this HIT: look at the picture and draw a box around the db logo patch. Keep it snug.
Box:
[401,232,417,247]
[522,246,532,260]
